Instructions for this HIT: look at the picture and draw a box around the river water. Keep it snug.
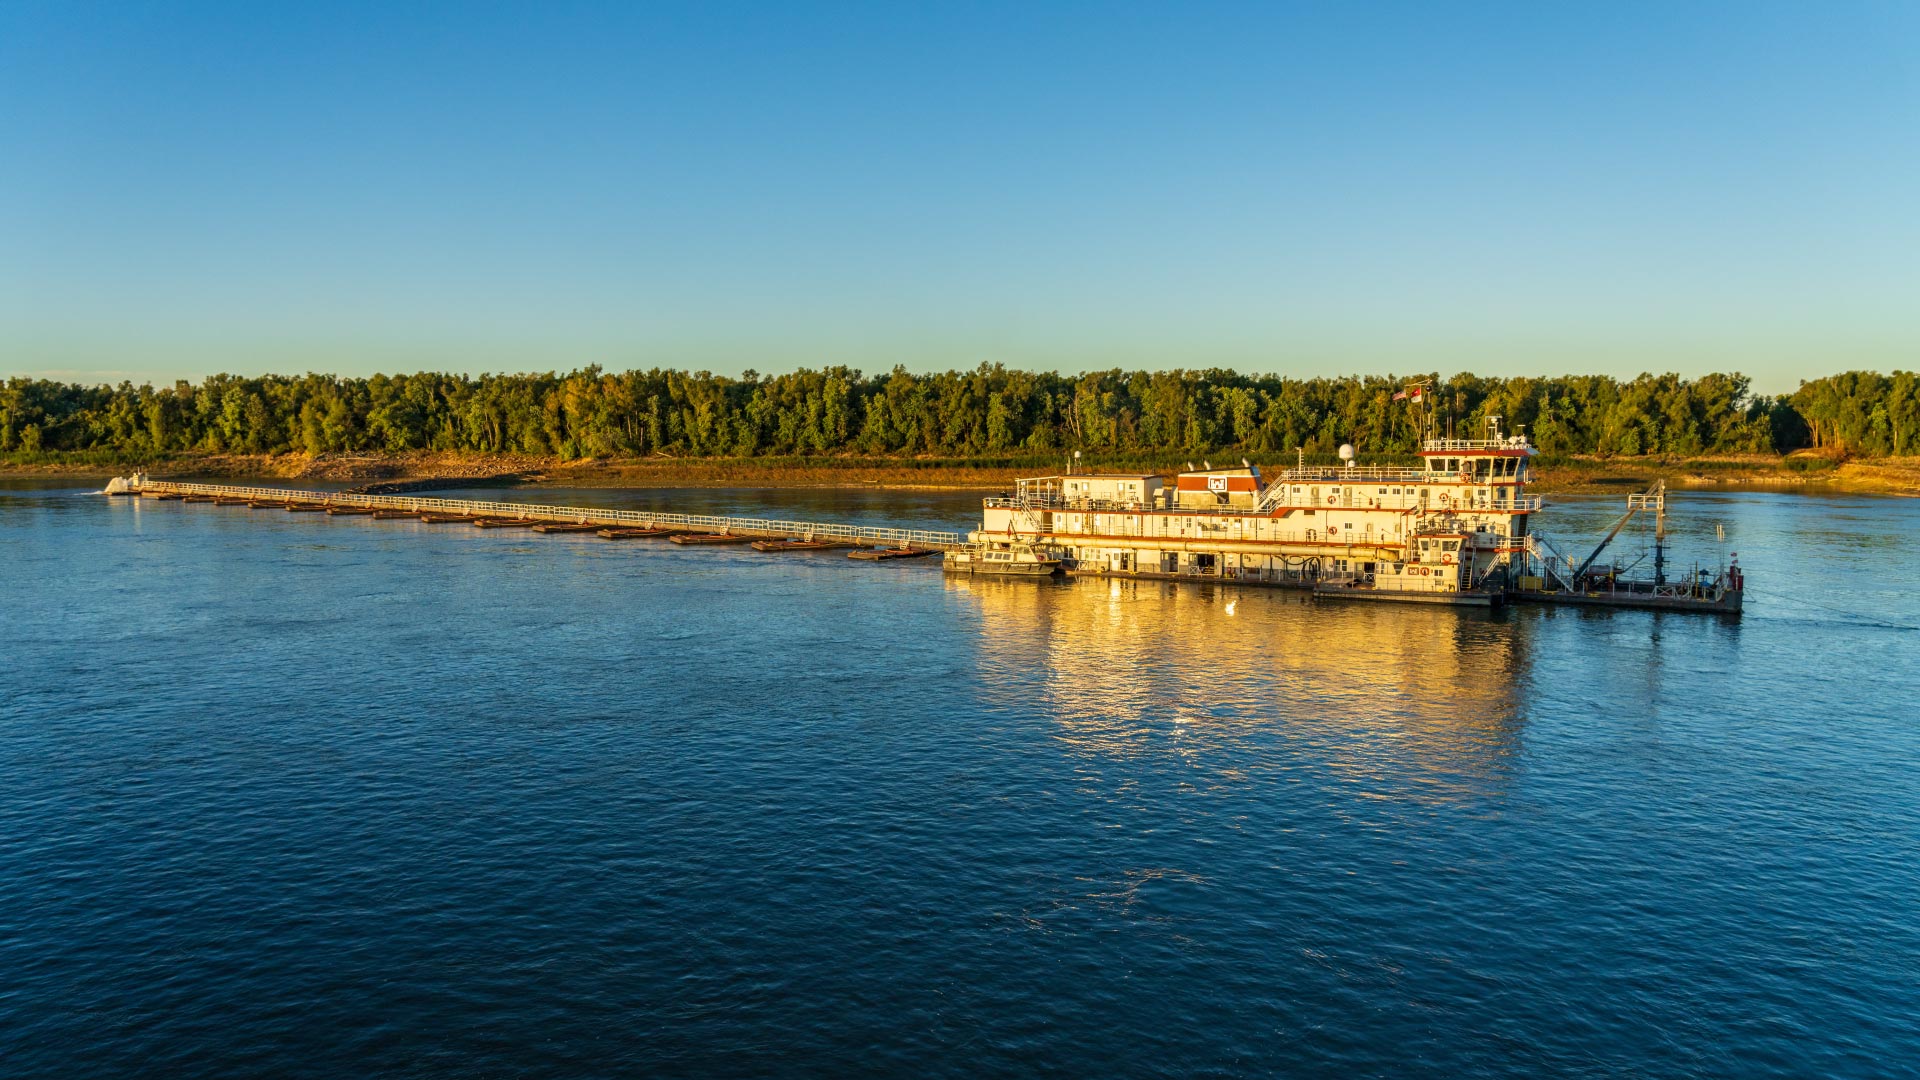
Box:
[2,481,1916,1078]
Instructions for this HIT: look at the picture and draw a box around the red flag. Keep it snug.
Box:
[1411,388,1424,402]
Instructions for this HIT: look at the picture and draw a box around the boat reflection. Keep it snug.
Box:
[946,575,1534,802]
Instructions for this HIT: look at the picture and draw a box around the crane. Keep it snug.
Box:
[1571,480,1666,583]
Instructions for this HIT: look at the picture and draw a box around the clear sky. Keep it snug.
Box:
[3,1,1915,394]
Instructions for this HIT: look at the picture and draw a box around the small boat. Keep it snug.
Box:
[751,538,849,552]
[285,503,330,512]
[471,518,537,529]
[669,533,753,545]
[181,495,219,503]
[531,522,606,534]
[849,547,938,561]
[370,509,418,519]
[597,527,679,540]
[246,501,285,509]
[326,506,377,515]
[419,514,476,524]
[942,539,1063,576]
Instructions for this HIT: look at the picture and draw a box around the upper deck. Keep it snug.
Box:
[989,427,1542,516]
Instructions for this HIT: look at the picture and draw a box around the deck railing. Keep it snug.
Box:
[139,482,966,550]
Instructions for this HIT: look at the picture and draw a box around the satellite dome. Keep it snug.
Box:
[1338,443,1355,461]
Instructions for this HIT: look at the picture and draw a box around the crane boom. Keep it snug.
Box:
[1571,481,1664,581]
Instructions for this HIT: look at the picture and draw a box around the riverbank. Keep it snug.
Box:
[5,450,1916,496]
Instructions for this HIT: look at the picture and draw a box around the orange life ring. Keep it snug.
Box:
[1327,496,1336,505]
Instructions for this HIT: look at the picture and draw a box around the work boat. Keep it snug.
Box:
[969,410,1743,611]
[943,536,1064,577]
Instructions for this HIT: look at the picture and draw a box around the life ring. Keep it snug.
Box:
[1327,496,1336,505]
[1440,494,1452,509]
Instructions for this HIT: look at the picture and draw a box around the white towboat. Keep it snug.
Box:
[943,536,1063,577]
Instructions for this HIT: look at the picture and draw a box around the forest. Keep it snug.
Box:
[1,367,1912,463]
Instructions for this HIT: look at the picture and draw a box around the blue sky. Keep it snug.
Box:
[3,1,1915,393]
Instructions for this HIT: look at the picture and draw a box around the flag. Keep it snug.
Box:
[1411,388,1424,402]
[1393,389,1409,401]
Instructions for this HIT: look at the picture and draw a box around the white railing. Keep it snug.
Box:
[1267,465,1430,483]
[139,481,966,550]
[1421,438,1532,452]
[1314,573,1471,596]
[1523,534,1579,590]
[983,494,1154,512]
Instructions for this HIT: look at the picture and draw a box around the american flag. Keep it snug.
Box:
[1394,387,1422,401]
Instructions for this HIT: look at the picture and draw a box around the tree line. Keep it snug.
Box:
[1,366,1911,461]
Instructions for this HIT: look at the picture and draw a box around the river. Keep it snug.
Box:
[2,480,1915,1078]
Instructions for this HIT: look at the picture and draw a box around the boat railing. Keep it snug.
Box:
[983,494,1155,512]
[1421,437,1532,452]
[1314,572,1468,595]
[1266,465,1430,483]
[1564,574,1730,602]
[134,481,968,550]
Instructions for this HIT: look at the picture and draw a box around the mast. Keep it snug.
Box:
[1654,480,1667,585]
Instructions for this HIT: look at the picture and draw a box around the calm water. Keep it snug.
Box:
[3,481,1916,1078]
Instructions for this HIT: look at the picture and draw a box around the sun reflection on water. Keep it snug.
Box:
[947,576,1534,806]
